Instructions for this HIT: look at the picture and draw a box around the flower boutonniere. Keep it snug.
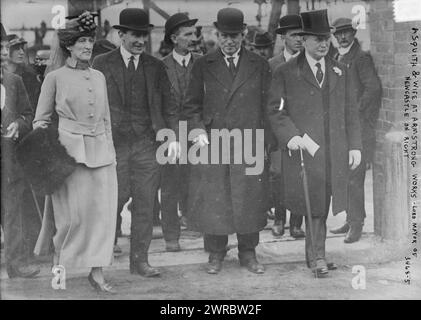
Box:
[333,66,342,76]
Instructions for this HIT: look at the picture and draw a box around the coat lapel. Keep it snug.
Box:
[163,54,181,96]
[206,50,234,90]
[326,57,339,93]
[107,49,126,106]
[298,52,320,90]
[226,49,258,104]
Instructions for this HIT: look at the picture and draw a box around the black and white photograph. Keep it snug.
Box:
[0,0,420,303]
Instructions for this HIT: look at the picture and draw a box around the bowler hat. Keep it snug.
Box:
[299,9,334,36]
[275,14,302,34]
[213,7,246,34]
[113,8,154,32]
[164,13,198,44]
[332,17,355,34]
[250,32,274,48]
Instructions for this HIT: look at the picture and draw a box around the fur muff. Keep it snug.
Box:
[16,126,77,195]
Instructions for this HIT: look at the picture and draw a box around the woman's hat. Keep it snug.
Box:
[299,9,334,36]
[250,32,274,48]
[275,14,302,34]
[164,13,198,44]
[213,7,247,34]
[113,8,154,32]
[58,11,97,48]
[8,35,28,48]
[332,18,355,34]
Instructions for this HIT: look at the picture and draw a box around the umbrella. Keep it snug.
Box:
[299,148,318,278]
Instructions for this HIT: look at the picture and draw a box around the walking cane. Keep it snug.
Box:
[299,148,318,279]
[29,184,43,222]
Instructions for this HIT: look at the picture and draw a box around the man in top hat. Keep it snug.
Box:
[1,23,40,278]
[92,8,179,277]
[184,7,271,275]
[329,18,382,243]
[267,9,362,277]
[267,14,306,239]
[250,31,274,60]
[160,12,200,252]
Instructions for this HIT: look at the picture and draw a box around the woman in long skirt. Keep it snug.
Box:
[34,12,117,293]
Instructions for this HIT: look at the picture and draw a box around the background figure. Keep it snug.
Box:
[184,8,270,275]
[33,12,117,293]
[329,18,382,243]
[5,34,43,262]
[161,13,200,252]
[267,10,362,278]
[267,14,305,239]
[93,8,179,278]
[250,31,274,60]
[1,23,40,279]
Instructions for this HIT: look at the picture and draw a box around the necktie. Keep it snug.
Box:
[315,62,324,85]
[182,58,186,68]
[128,56,136,73]
[227,56,236,77]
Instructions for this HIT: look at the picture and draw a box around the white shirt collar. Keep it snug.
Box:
[283,49,299,62]
[337,40,355,56]
[305,51,325,87]
[221,48,241,67]
[172,50,192,67]
[120,45,140,69]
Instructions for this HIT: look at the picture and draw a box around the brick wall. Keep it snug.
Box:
[369,0,421,238]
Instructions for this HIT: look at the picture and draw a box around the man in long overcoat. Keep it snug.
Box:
[92,8,179,277]
[1,23,39,278]
[184,7,271,275]
[329,18,382,243]
[267,10,362,277]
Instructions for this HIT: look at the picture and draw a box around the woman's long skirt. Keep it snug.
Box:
[52,163,117,268]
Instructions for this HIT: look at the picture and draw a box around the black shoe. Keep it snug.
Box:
[88,273,116,294]
[290,226,305,239]
[271,220,285,237]
[344,223,363,243]
[327,262,338,270]
[330,223,350,234]
[239,257,265,274]
[207,259,222,274]
[165,240,181,252]
[311,260,329,278]
[7,264,40,279]
[130,261,161,277]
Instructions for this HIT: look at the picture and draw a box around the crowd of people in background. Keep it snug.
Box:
[1,3,381,293]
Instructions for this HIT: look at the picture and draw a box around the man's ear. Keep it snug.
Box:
[170,33,177,45]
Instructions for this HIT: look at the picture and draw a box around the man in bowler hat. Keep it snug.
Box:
[160,13,200,252]
[1,23,40,278]
[268,14,306,239]
[250,32,274,60]
[92,8,179,277]
[329,18,382,243]
[184,7,271,274]
[267,10,362,277]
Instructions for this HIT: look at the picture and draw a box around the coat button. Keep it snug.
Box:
[88,113,94,118]
[88,88,93,92]
[91,129,95,133]
[89,101,94,105]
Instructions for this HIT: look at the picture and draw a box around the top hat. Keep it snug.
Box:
[213,7,247,34]
[113,8,154,32]
[332,17,355,34]
[299,9,334,36]
[250,32,274,48]
[164,13,198,44]
[275,14,302,34]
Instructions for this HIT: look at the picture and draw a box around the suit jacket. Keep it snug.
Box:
[331,39,382,161]
[267,51,361,216]
[183,48,271,235]
[1,70,33,184]
[92,49,178,144]
[162,52,201,121]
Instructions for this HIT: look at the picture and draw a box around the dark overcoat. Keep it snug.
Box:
[1,71,33,184]
[330,39,382,162]
[92,49,179,143]
[267,51,361,217]
[183,48,271,235]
